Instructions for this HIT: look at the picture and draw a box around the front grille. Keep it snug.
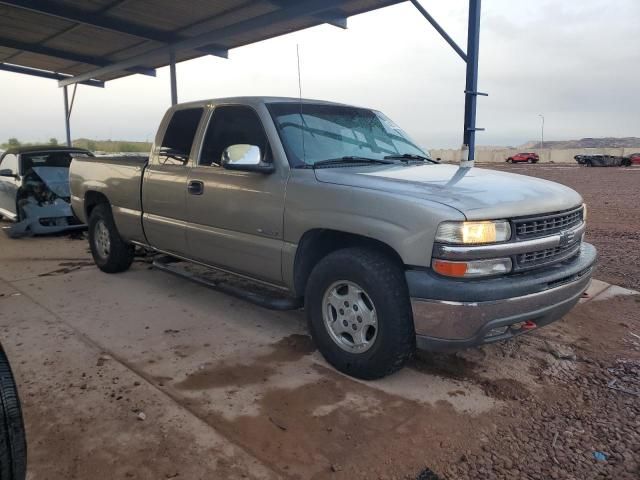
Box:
[513,206,583,239]
[515,242,581,271]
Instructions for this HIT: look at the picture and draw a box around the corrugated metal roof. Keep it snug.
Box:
[0,0,404,85]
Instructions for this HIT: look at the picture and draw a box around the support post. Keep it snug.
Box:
[462,0,481,167]
[169,50,177,106]
[63,85,71,147]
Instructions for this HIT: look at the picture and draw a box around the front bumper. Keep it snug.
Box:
[8,199,85,238]
[407,243,597,351]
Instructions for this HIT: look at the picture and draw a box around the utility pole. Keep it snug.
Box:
[538,114,545,149]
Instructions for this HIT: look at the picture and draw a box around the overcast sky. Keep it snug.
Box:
[0,0,638,149]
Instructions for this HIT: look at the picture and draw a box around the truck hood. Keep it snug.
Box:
[313,163,583,220]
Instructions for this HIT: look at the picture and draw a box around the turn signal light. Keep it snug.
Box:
[433,259,468,277]
[432,258,512,278]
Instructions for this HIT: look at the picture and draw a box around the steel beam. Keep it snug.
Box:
[315,12,348,29]
[462,0,481,165]
[267,1,348,29]
[410,0,467,62]
[0,63,104,87]
[58,0,350,87]
[0,0,228,59]
[63,85,71,147]
[0,36,156,77]
[169,51,177,106]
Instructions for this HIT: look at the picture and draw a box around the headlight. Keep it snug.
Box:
[432,258,512,278]
[435,220,511,244]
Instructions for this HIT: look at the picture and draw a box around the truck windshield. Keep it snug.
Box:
[267,103,430,167]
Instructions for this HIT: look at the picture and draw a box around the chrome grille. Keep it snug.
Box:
[514,206,583,239]
[515,242,581,271]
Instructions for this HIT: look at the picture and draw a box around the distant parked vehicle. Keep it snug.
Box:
[623,153,640,166]
[506,152,539,163]
[574,154,626,167]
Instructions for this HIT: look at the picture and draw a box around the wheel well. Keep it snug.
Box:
[84,191,109,219]
[293,229,405,297]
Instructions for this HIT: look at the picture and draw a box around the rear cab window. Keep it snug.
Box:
[157,107,204,165]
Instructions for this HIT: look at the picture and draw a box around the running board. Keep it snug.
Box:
[152,255,303,311]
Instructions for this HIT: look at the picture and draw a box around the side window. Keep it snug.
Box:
[0,154,18,174]
[199,106,269,166]
[158,107,204,165]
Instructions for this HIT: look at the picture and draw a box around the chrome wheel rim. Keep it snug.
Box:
[322,280,378,353]
[94,220,111,259]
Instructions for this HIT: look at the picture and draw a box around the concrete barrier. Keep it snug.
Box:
[429,147,640,164]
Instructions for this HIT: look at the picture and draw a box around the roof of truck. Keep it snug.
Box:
[172,96,358,110]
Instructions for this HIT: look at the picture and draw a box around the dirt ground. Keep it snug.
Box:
[0,164,639,480]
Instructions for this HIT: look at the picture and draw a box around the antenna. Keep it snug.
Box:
[296,43,303,99]
[296,43,306,163]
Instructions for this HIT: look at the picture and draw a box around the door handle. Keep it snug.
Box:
[187,180,204,195]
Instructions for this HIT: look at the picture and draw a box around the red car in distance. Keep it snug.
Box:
[627,153,640,165]
[506,152,539,163]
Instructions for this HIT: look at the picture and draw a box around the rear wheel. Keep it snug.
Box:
[88,203,134,273]
[506,158,513,163]
[305,247,415,380]
[0,346,27,480]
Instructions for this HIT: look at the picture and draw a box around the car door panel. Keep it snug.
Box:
[185,105,287,285]
[141,107,205,255]
[142,164,190,255]
[186,166,286,283]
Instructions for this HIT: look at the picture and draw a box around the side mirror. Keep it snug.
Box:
[221,144,274,173]
[0,169,17,178]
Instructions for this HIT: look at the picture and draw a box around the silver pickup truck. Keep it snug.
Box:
[70,96,596,379]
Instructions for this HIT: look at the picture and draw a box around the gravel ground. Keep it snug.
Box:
[418,291,640,480]
[444,358,639,480]
[484,163,640,291]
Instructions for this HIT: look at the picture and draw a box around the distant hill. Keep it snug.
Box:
[521,137,640,149]
[72,138,152,153]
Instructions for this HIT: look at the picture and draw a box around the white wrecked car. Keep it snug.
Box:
[0,146,92,237]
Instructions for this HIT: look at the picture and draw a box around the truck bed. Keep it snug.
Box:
[69,155,149,243]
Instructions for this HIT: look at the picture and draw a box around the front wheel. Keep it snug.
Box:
[88,203,134,273]
[506,158,513,163]
[305,248,415,380]
[527,158,533,163]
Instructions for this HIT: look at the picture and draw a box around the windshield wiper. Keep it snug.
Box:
[384,153,437,163]
[312,156,395,168]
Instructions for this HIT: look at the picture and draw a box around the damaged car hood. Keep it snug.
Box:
[313,163,583,220]
[32,167,71,198]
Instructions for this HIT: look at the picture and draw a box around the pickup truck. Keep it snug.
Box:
[70,97,597,380]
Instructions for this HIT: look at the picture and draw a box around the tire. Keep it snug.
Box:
[527,158,533,163]
[305,247,415,380]
[0,346,27,480]
[506,158,513,163]
[88,203,134,273]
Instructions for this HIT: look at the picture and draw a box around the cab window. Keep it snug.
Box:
[199,106,270,166]
[158,107,204,165]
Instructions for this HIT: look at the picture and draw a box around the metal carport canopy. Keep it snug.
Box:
[0,0,484,164]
